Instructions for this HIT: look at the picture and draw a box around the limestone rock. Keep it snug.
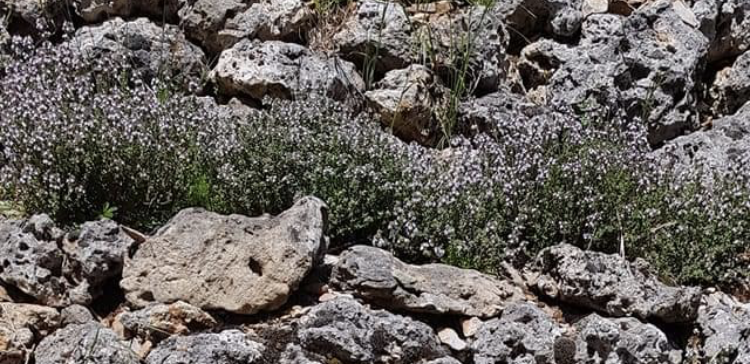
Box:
[145,330,265,364]
[573,314,682,364]
[115,301,217,340]
[710,51,750,115]
[365,65,441,145]
[437,327,467,352]
[332,245,525,318]
[75,0,179,23]
[35,322,140,364]
[177,0,247,53]
[0,303,59,352]
[73,18,207,89]
[471,302,564,364]
[526,243,701,323]
[695,292,750,363]
[708,0,750,62]
[297,297,446,363]
[333,0,413,74]
[60,304,94,326]
[0,215,134,307]
[211,40,364,102]
[0,0,67,34]
[219,0,314,48]
[121,197,328,315]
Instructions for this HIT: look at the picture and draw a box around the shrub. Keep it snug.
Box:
[2,34,749,287]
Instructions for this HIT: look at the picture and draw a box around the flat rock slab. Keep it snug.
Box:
[115,301,217,340]
[331,245,525,318]
[526,243,701,323]
[121,197,328,315]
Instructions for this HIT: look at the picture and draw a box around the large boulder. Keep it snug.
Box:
[0,215,135,307]
[145,330,265,364]
[333,0,412,74]
[296,297,446,363]
[0,303,59,352]
[121,197,328,315]
[114,301,217,341]
[694,292,750,363]
[331,245,525,318]
[573,314,682,364]
[471,302,564,364]
[35,323,140,364]
[72,18,207,89]
[364,65,442,145]
[211,40,364,102]
[526,244,701,323]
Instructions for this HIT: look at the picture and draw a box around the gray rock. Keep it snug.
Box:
[695,292,750,363]
[219,0,314,48]
[62,219,137,305]
[178,0,245,53]
[710,51,750,115]
[471,302,564,364]
[297,297,446,363]
[72,18,207,89]
[708,0,750,62]
[35,322,140,364]
[121,197,328,315]
[333,0,412,74]
[0,303,60,352]
[365,65,441,145]
[654,102,750,179]
[145,330,265,364]
[458,87,540,136]
[211,40,364,102]
[573,314,682,364]
[501,0,584,38]
[75,0,179,23]
[424,358,462,364]
[332,245,525,318]
[0,216,133,307]
[0,0,67,34]
[60,304,94,326]
[115,301,217,340]
[526,244,701,323]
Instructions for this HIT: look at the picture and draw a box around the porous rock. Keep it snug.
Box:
[365,65,441,145]
[0,215,134,307]
[333,0,413,74]
[573,313,682,364]
[145,330,265,364]
[471,302,564,364]
[211,40,364,102]
[75,0,179,23]
[115,301,217,340]
[60,304,94,326]
[0,303,59,352]
[35,322,140,364]
[710,51,750,115]
[297,297,446,363]
[332,245,525,318]
[121,197,328,315]
[695,292,750,363]
[526,243,701,323]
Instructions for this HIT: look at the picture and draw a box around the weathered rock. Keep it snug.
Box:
[526,243,701,323]
[471,302,564,364]
[710,51,750,115]
[0,0,67,34]
[0,303,59,352]
[297,297,446,363]
[60,304,94,326]
[219,0,314,48]
[437,327,467,352]
[573,314,682,364]
[73,18,207,89]
[458,87,540,136]
[145,330,265,364]
[694,292,750,363]
[708,0,750,62]
[501,0,584,38]
[365,65,441,145]
[35,322,140,364]
[0,215,133,307]
[115,301,217,340]
[62,219,137,305]
[654,102,750,179]
[121,197,328,315]
[75,0,179,23]
[332,245,525,318]
[461,317,482,338]
[334,0,412,74]
[424,358,463,364]
[211,40,364,102]
[413,5,510,93]
[177,0,246,53]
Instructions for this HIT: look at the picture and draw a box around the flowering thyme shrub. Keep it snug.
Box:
[2,35,750,287]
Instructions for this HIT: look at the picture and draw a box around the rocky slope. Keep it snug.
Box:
[0,197,747,363]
